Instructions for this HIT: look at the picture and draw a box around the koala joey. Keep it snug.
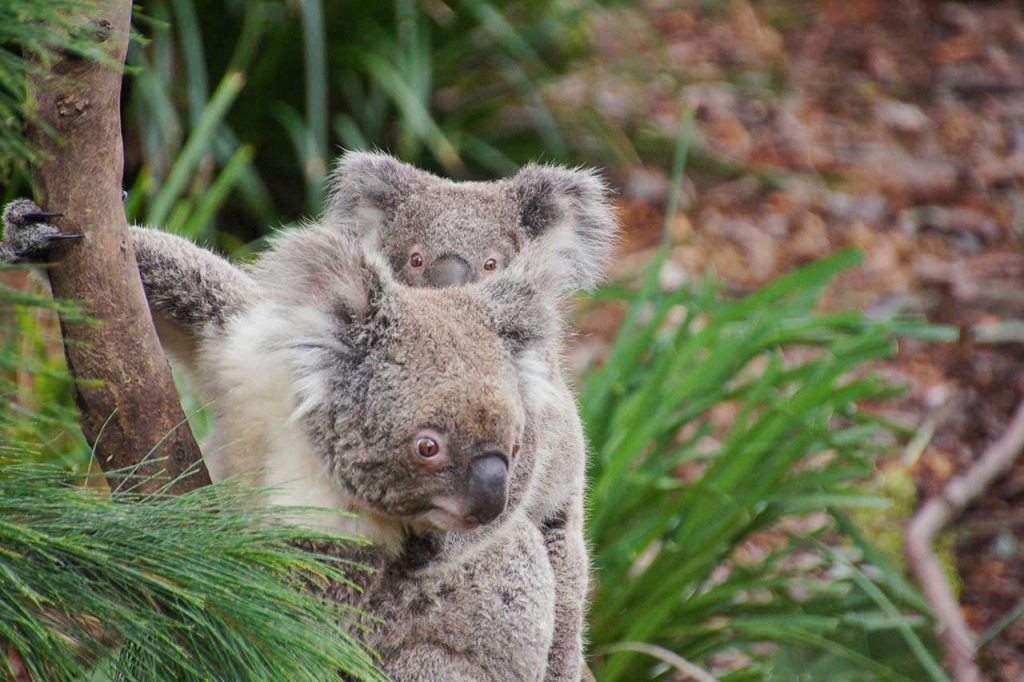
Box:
[2,152,618,681]
[2,202,574,680]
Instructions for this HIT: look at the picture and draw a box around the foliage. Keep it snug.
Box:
[0,2,962,680]
[109,0,602,245]
[0,283,384,680]
[0,462,385,681]
[581,250,951,680]
[0,280,91,471]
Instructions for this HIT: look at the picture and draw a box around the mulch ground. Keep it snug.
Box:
[559,1,1024,676]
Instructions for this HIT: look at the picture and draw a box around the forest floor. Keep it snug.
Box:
[564,1,1024,677]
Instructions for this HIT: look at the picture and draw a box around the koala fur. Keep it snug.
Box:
[2,153,618,681]
[205,223,570,680]
[146,152,615,681]
[325,152,618,681]
[3,207,568,680]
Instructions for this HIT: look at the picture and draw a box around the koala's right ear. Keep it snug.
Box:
[507,164,619,292]
[324,151,423,240]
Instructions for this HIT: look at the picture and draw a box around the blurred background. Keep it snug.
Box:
[4,1,1024,679]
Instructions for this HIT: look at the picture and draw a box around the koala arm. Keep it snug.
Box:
[543,494,589,682]
[0,201,256,372]
[129,226,258,371]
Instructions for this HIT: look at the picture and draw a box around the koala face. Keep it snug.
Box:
[382,184,523,288]
[331,287,526,531]
[325,151,618,294]
[251,225,557,533]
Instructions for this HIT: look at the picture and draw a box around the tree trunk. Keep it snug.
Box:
[25,0,210,494]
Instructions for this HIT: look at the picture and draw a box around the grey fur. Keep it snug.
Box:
[327,151,619,681]
[227,224,564,680]
[131,226,259,369]
[0,154,619,681]
[0,200,80,264]
[327,151,618,293]
[2,206,564,680]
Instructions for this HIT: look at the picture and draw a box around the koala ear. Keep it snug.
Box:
[255,224,394,323]
[507,164,619,291]
[324,151,424,239]
[477,262,561,357]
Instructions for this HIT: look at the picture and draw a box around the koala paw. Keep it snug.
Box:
[0,199,83,264]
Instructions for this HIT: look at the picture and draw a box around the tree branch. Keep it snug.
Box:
[906,399,1024,682]
[25,0,210,494]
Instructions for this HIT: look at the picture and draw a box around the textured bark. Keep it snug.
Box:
[25,0,210,493]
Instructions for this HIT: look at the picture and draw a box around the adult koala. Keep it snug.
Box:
[2,152,618,680]
[327,152,617,682]
[2,203,571,680]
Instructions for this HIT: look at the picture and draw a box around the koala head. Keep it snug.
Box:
[249,225,560,534]
[324,151,618,292]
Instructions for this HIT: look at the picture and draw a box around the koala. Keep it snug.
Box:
[325,152,618,681]
[2,152,618,681]
[2,203,573,680]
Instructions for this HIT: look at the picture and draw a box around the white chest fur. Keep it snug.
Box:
[196,306,403,552]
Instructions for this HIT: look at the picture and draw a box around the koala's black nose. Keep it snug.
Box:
[424,254,474,288]
[465,454,509,525]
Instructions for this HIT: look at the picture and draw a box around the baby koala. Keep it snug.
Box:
[1,204,568,680]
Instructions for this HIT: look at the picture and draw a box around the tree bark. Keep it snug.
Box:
[25,0,210,494]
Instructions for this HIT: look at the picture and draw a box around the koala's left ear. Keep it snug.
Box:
[478,271,560,358]
[255,224,395,325]
[507,164,619,291]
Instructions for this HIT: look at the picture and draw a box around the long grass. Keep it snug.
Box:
[0,284,385,680]
[580,119,951,680]
[582,249,949,681]
[0,463,386,681]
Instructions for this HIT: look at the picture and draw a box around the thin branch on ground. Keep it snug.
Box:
[906,399,1024,682]
[599,642,719,682]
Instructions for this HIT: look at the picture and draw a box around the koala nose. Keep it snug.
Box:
[465,454,509,525]
[424,254,474,288]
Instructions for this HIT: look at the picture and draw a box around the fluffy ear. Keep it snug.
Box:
[324,151,425,237]
[507,164,619,292]
[476,260,562,358]
[253,224,394,322]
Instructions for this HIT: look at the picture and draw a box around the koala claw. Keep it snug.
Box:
[1,199,82,264]
[22,211,64,222]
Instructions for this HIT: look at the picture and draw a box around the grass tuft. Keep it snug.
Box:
[0,463,387,681]
[582,250,949,680]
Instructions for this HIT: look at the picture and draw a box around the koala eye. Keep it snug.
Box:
[411,430,448,468]
[511,441,520,458]
[416,436,440,459]
[483,258,498,272]
[410,252,424,268]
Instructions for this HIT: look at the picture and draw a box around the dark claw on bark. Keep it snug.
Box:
[23,211,64,222]
[46,233,84,242]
